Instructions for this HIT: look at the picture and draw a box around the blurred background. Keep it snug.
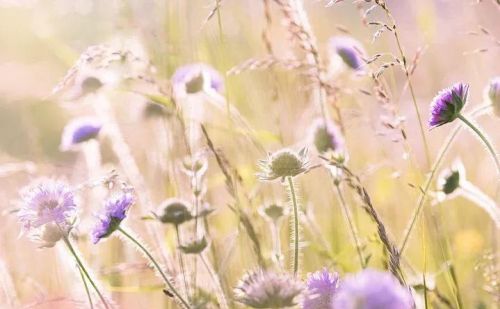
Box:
[0,0,499,308]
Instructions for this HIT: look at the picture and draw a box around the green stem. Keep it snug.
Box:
[117,227,191,308]
[334,182,365,268]
[399,105,491,254]
[77,264,94,309]
[286,176,300,275]
[457,114,500,175]
[62,236,109,309]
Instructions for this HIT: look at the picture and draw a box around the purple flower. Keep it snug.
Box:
[60,117,102,151]
[91,192,134,244]
[429,82,469,128]
[171,63,224,98]
[332,269,414,309]
[234,269,304,308]
[487,76,500,117]
[329,36,365,71]
[18,179,77,231]
[302,268,339,309]
[310,119,344,154]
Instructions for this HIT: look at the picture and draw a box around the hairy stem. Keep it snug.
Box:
[62,236,109,309]
[117,227,190,308]
[286,176,300,275]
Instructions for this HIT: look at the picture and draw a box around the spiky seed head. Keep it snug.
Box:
[303,268,340,309]
[260,203,286,222]
[437,160,465,196]
[258,148,309,181]
[178,236,208,254]
[157,198,193,225]
[310,119,344,155]
[332,269,414,309]
[234,269,304,308]
[429,83,469,128]
[486,76,500,117]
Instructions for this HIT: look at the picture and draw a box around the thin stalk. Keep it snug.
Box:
[457,114,500,175]
[421,215,428,309]
[270,221,283,268]
[286,176,300,275]
[77,264,94,309]
[334,181,365,268]
[200,253,229,309]
[62,236,109,309]
[117,227,190,308]
[399,105,491,254]
[383,4,431,168]
[174,225,190,299]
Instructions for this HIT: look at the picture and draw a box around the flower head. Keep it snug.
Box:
[234,270,304,308]
[310,119,344,155]
[91,191,134,244]
[486,76,500,117]
[171,63,224,98]
[429,83,469,128]
[60,117,102,151]
[260,203,287,223]
[332,269,414,309]
[157,198,193,225]
[18,179,77,232]
[303,268,340,309]
[437,160,465,196]
[329,36,365,71]
[258,148,309,181]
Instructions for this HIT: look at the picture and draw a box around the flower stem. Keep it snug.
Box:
[62,236,109,309]
[334,182,365,268]
[117,227,191,308]
[77,264,94,309]
[286,176,300,276]
[399,105,491,254]
[174,225,191,299]
[457,113,500,175]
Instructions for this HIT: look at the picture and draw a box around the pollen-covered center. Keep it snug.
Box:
[270,151,303,177]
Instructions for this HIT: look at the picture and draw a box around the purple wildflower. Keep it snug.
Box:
[302,268,339,309]
[60,117,102,151]
[171,63,224,98]
[329,36,365,71]
[487,76,500,117]
[310,119,344,154]
[429,82,469,128]
[91,192,134,244]
[234,269,304,308]
[332,269,414,309]
[18,179,77,231]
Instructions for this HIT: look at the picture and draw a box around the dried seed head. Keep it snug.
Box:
[258,148,309,181]
[429,83,469,128]
[486,76,500,117]
[234,269,304,308]
[181,155,208,177]
[178,236,208,254]
[157,198,193,225]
